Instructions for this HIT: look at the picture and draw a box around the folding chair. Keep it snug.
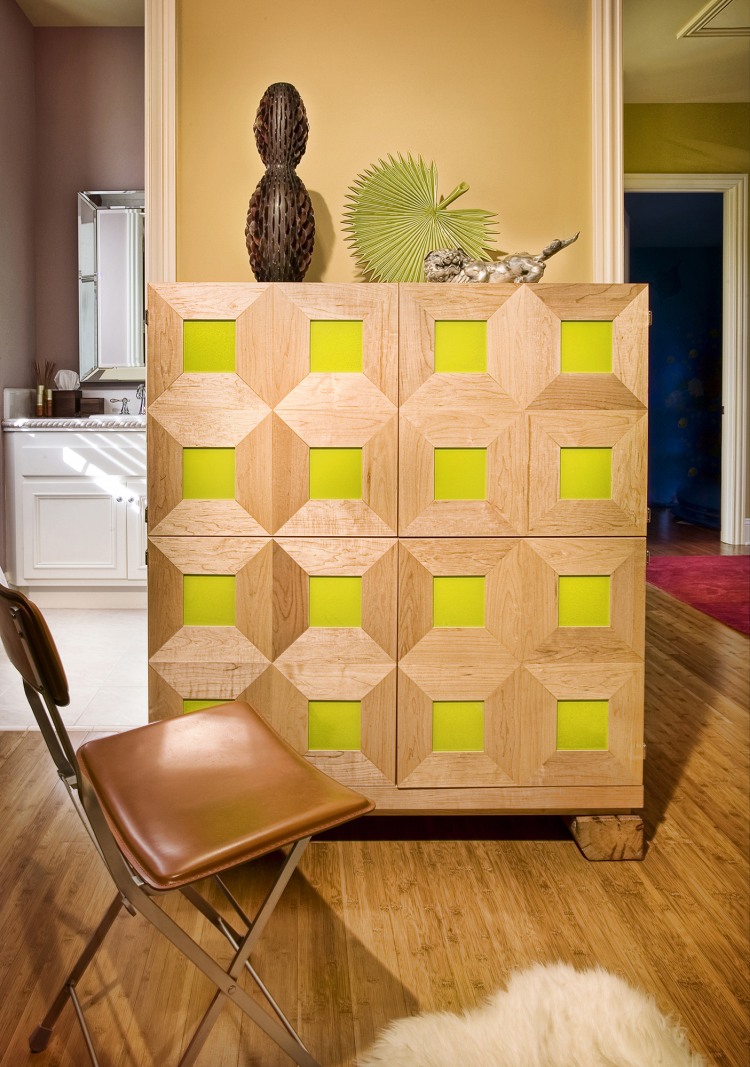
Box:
[0,582,374,1066]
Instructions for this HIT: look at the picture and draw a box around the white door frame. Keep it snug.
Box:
[145,0,176,285]
[624,174,748,546]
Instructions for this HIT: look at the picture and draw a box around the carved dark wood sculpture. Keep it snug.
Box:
[245,83,315,282]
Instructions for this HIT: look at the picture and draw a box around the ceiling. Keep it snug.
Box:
[14,0,750,102]
[15,0,143,26]
[624,0,750,102]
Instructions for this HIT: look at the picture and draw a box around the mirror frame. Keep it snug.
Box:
[78,190,145,383]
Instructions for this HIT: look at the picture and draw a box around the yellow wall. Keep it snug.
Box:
[177,0,593,283]
[624,104,750,175]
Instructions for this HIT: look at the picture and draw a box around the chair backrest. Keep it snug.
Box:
[0,581,77,781]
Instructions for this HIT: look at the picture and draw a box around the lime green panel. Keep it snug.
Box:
[309,448,362,499]
[434,320,487,373]
[308,701,362,750]
[558,575,611,627]
[309,576,362,628]
[183,320,236,373]
[557,700,609,750]
[183,575,236,627]
[310,320,363,372]
[183,699,230,714]
[183,449,235,499]
[434,448,487,500]
[561,321,613,373]
[560,448,612,499]
[432,701,484,752]
[433,576,485,627]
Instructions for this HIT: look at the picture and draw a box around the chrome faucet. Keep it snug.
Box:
[136,383,146,415]
[110,398,130,415]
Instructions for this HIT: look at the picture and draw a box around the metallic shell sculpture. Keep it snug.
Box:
[245,83,315,282]
[424,234,580,284]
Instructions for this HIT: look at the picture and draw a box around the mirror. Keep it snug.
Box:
[78,191,145,382]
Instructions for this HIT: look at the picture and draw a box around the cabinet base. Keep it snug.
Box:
[563,814,644,861]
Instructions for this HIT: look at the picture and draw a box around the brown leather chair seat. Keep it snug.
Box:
[78,700,372,890]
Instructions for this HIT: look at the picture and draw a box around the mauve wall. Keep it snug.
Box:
[0,0,36,567]
[0,1,35,389]
[34,28,144,374]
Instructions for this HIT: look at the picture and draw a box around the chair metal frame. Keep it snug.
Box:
[2,589,353,1067]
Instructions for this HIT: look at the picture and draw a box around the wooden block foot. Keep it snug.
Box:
[564,814,644,861]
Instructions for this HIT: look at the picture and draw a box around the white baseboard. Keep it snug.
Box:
[744,518,750,546]
[17,587,147,610]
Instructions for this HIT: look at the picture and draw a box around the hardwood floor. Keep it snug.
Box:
[647,506,750,557]
[0,585,747,1066]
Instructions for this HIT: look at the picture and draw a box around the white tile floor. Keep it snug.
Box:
[0,608,148,731]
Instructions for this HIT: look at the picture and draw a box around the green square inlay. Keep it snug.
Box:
[309,576,362,627]
[183,699,230,714]
[557,700,609,750]
[433,576,485,627]
[183,448,235,499]
[308,700,362,750]
[183,320,236,373]
[434,448,487,500]
[310,320,363,372]
[432,701,484,752]
[558,575,611,627]
[561,321,613,373]
[434,320,487,373]
[560,448,612,499]
[309,448,362,499]
[183,575,236,627]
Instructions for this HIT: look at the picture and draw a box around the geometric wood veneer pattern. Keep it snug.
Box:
[148,282,648,814]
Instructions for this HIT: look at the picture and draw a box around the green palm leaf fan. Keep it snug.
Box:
[342,153,498,282]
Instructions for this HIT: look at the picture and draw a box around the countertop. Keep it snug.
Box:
[2,416,146,432]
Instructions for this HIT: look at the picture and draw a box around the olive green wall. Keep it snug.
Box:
[176,0,594,284]
[624,104,750,174]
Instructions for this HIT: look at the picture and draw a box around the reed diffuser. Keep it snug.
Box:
[32,360,56,418]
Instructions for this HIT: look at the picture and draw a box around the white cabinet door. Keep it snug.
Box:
[125,478,148,580]
[21,477,128,581]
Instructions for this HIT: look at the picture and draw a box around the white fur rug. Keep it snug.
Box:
[358,963,706,1067]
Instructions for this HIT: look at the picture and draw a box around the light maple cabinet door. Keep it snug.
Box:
[21,476,128,582]
[396,537,645,790]
[147,283,398,538]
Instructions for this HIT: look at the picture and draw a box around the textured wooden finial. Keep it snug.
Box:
[245,82,315,282]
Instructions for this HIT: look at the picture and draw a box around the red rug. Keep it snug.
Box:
[647,555,750,635]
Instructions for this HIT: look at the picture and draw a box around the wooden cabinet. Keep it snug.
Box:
[147,282,648,817]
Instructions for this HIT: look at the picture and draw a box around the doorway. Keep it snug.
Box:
[624,174,748,546]
[625,191,724,530]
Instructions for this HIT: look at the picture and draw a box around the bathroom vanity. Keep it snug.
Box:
[3,416,146,606]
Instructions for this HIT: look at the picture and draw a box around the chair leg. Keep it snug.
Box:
[136,886,321,1067]
[177,838,314,1067]
[84,800,321,1066]
[29,894,124,1056]
[176,839,312,1067]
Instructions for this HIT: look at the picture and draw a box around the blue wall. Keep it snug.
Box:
[630,245,722,515]
[626,192,723,525]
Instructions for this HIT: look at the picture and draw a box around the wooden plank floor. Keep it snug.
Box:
[0,582,747,1066]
